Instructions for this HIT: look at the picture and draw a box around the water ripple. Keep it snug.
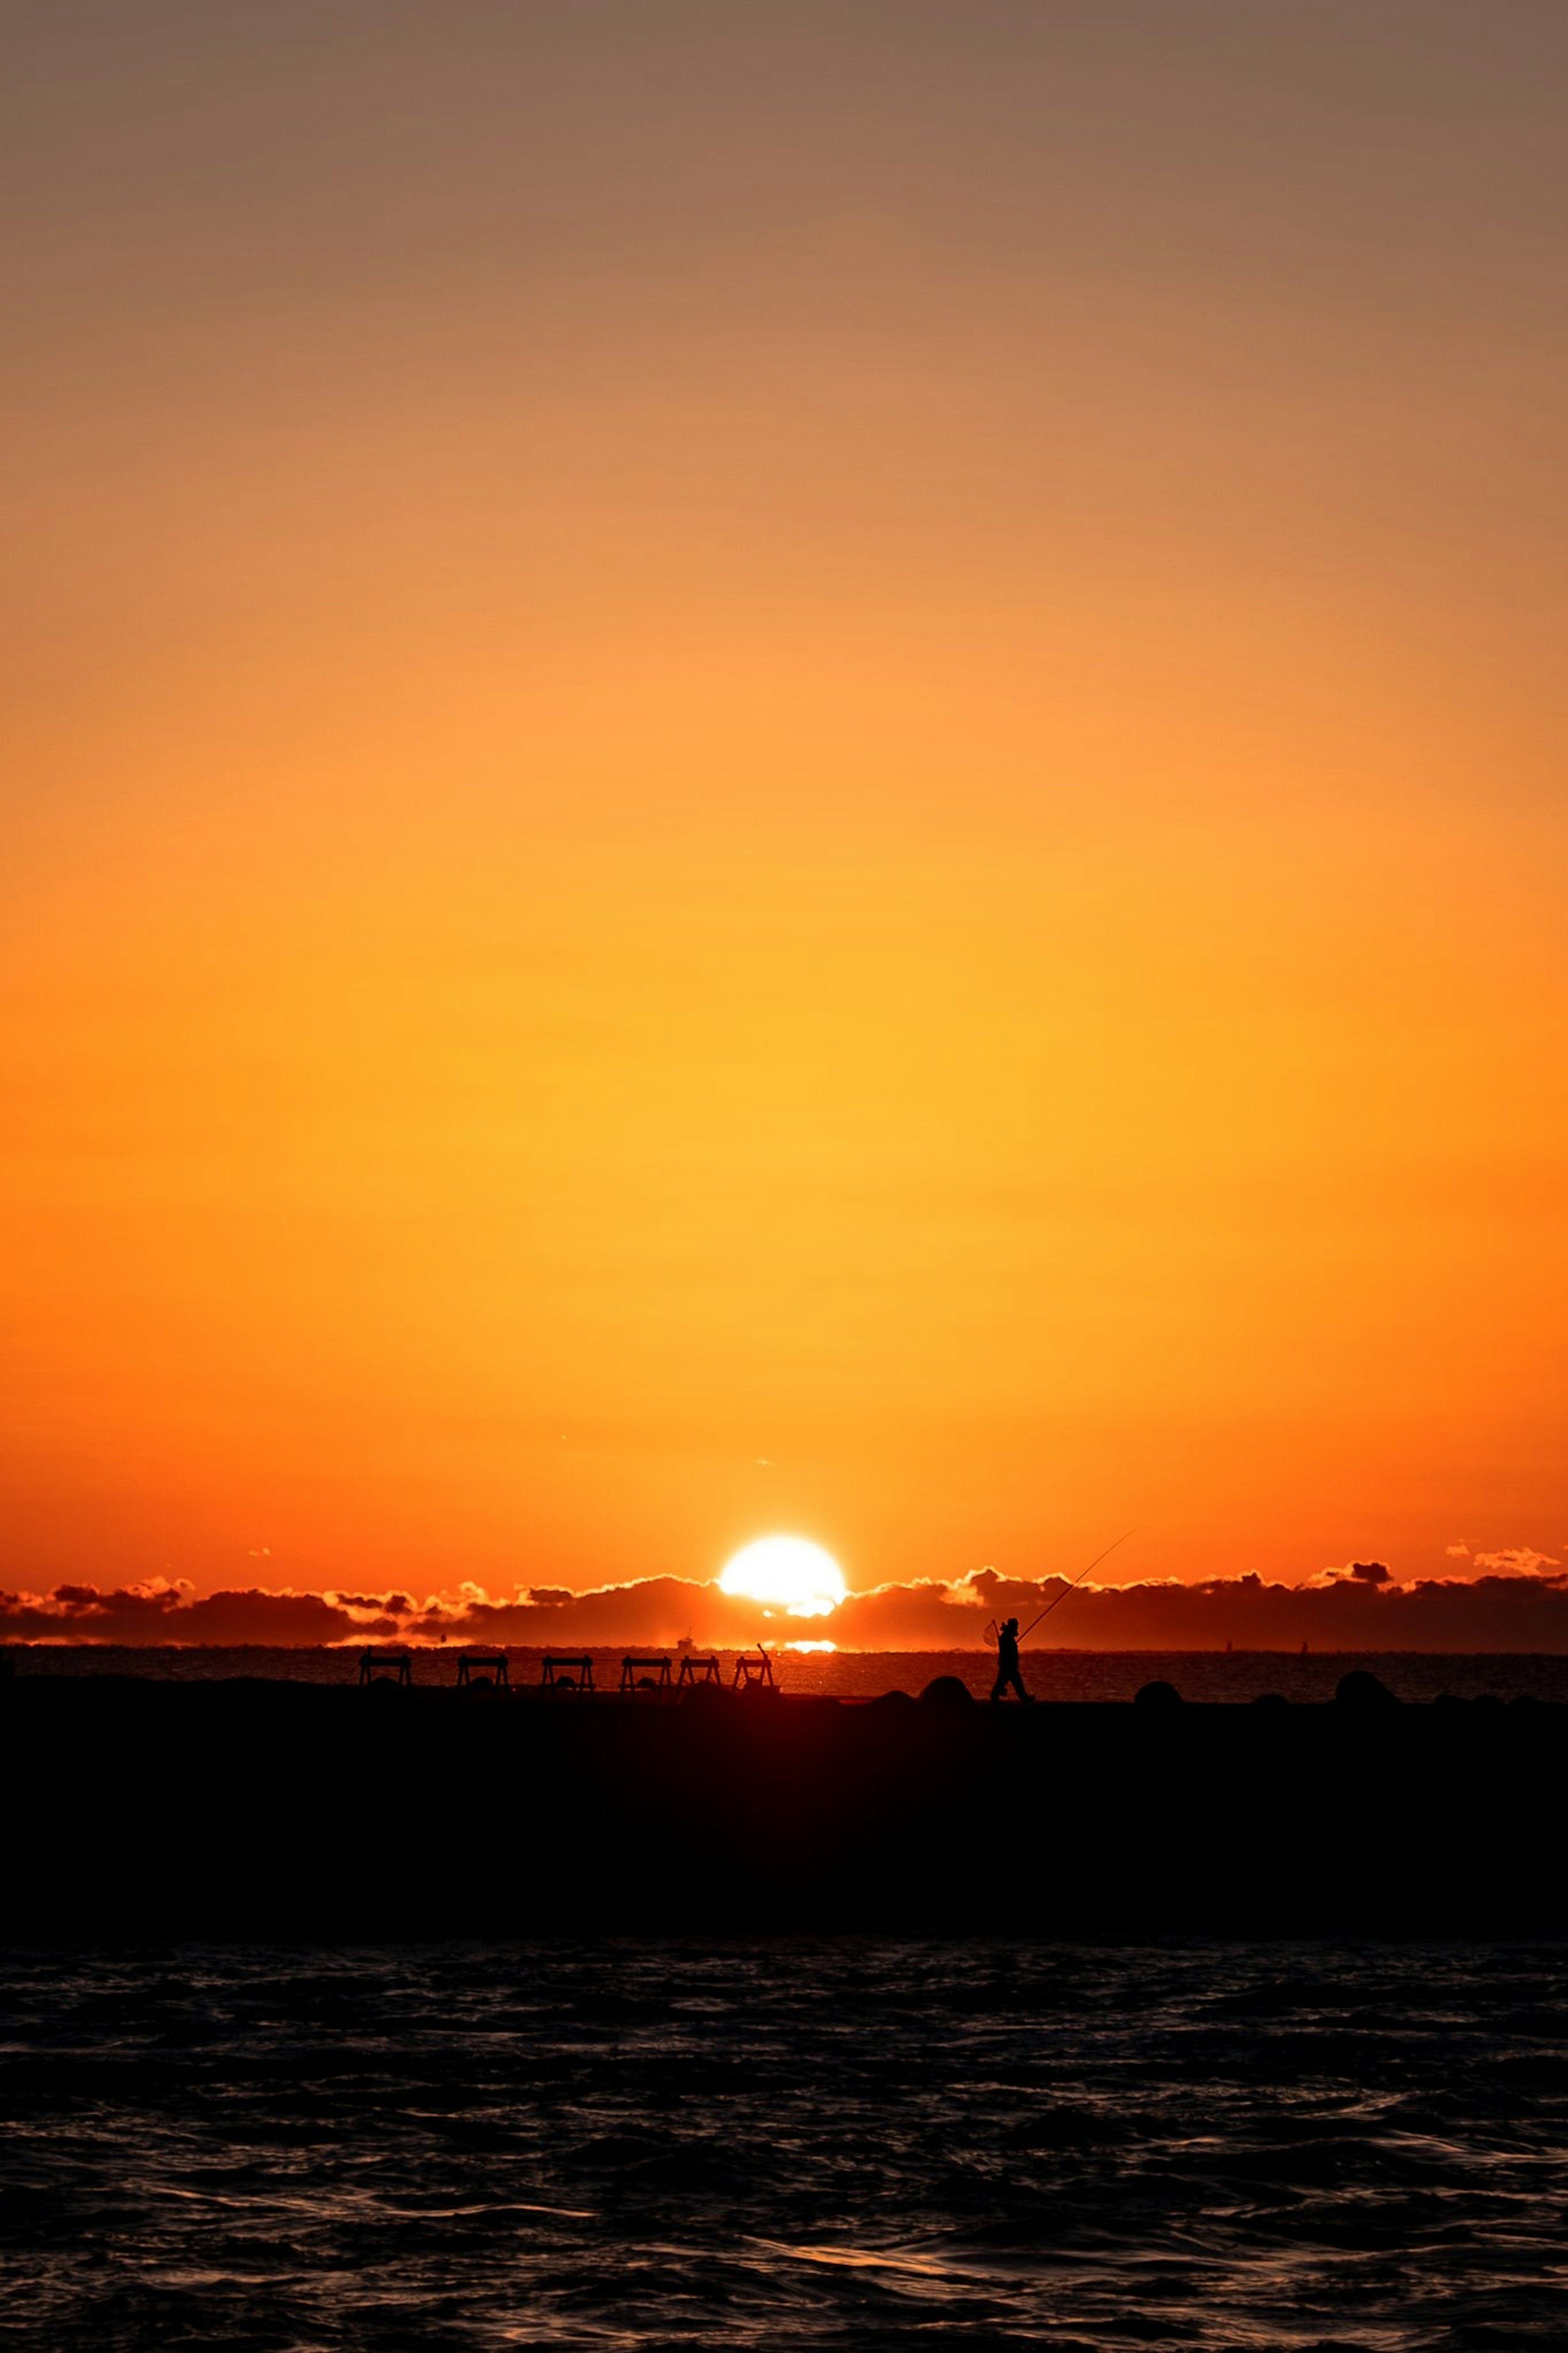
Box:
[2,1940,1567,2347]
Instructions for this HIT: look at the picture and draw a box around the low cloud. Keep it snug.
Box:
[9,1558,1568,1652]
[0,1579,369,1646]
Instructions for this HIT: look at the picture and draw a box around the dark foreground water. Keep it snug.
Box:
[4,1943,1567,2350]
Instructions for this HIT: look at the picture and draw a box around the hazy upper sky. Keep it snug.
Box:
[4,2,1566,1604]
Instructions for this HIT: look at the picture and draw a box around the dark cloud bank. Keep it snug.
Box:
[5,1563,1568,1651]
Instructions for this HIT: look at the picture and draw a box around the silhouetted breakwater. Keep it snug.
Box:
[14,1646,1568,1698]
[5,1674,1562,1938]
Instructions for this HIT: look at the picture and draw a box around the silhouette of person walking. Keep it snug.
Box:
[991,1616,1032,1704]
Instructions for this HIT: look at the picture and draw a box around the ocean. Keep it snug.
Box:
[9,1653,1567,2346]
[5,1937,1567,2350]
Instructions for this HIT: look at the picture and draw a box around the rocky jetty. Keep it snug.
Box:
[4,1673,1561,1938]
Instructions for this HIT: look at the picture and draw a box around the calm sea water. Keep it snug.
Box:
[9,1645,1568,1702]
[4,1939,1567,2350]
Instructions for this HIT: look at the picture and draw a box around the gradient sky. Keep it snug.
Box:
[4,2,1566,1609]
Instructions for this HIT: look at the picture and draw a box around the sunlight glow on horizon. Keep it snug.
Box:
[718,1539,847,1619]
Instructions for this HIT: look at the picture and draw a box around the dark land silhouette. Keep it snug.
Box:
[4,1667,1565,1939]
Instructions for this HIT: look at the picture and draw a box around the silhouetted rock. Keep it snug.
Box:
[870,1689,915,1711]
[1134,1680,1183,1709]
[919,1675,974,1708]
[1250,1692,1290,1713]
[1472,1693,1507,1719]
[1433,1691,1468,1714]
[1334,1670,1398,1712]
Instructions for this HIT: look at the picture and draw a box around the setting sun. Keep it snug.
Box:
[717,1538,846,1619]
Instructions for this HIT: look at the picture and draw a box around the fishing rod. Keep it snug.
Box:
[1016,1528,1137,1641]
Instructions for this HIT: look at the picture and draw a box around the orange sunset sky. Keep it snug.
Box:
[4,3,1566,1627]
